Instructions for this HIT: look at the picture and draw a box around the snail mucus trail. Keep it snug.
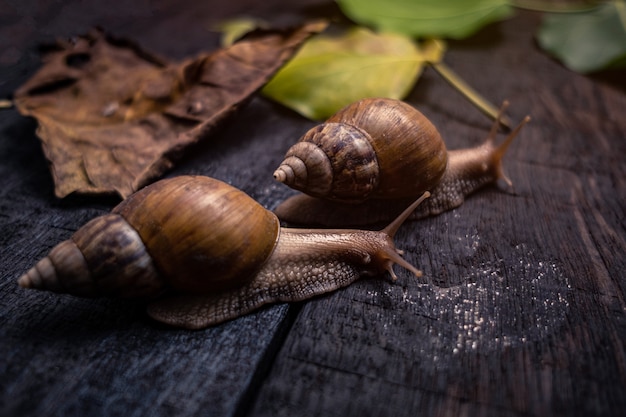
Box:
[273,98,531,226]
[18,176,430,329]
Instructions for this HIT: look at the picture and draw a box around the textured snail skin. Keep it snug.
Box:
[18,176,428,329]
[274,98,531,226]
[147,225,419,329]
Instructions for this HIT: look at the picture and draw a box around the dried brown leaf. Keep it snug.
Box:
[14,22,326,198]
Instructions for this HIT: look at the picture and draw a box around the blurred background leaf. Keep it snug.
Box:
[336,0,513,39]
[536,1,626,73]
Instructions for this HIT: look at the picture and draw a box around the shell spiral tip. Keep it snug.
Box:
[17,256,54,291]
[273,168,288,183]
[16,240,90,294]
[17,272,34,288]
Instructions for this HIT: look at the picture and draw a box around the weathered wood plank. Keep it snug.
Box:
[248,9,626,417]
[1,2,625,417]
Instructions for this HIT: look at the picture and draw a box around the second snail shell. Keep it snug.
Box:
[274,98,448,202]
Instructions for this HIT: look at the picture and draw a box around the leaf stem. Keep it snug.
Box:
[0,99,13,109]
[430,61,512,129]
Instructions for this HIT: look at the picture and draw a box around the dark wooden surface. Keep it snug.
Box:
[1,1,625,416]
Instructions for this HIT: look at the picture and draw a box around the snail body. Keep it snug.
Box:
[18,175,428,329]
[273,98,530,226]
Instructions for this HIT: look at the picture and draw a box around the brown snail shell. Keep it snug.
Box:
[274,98,448,202]
[273,98,531,226]
[18,175,429,329]
[112,176,280,293]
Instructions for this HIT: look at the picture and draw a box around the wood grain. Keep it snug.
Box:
[0,2,624,417]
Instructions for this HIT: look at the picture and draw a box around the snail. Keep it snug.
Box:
[273,98,531,226]
[17,175,430,330]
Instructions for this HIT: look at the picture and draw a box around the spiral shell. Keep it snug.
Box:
[18,176,281,297]
[273,98,448,202]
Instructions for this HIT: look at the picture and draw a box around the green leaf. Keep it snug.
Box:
[537,1,626,73]
[262,28,444,120]
[213,17,266,46]
[336,0,513,39]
